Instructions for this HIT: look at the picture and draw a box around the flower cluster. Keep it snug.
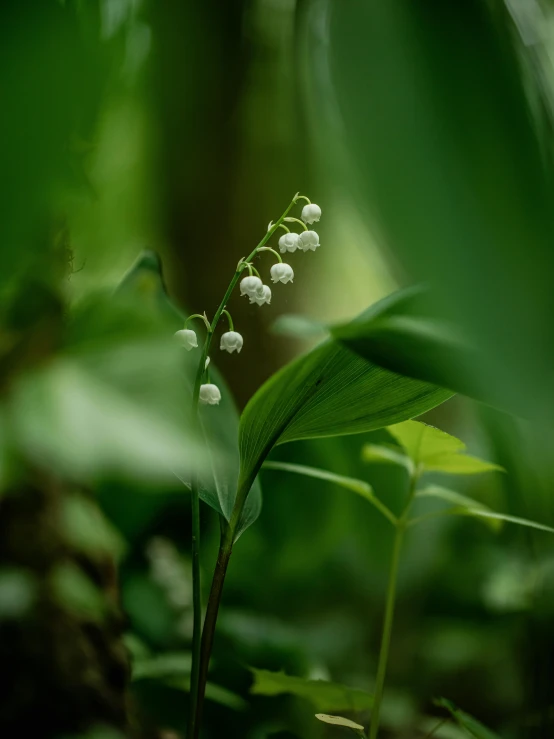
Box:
[175,195,322,405]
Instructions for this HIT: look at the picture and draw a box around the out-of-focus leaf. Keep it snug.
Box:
[435,698,501,739]
[50,563,105,622]
[250,668,373,712]
[315,0,554,419]
[239,298,453,492]
[132,651,192,681]
[263,461,396,524]
[162,675,248,711]
[315,714,365,734]
[62,495,126,560]
[0,568,37,620]
[361,444,410,469]
[386,421,503,476]
[10,358,201,483]
[415,486,501,531]
[271,314,329,340]
[458,510,554,535]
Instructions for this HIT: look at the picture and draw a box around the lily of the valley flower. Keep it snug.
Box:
[278,232,300,253]
[270,263,294,284]
[240,275,263,297]
[301,203,322,225]
[174,328,198,350]
[220,330,244,353]
[199,383,221,405]
[249,284,272,306]
[298,230,320,252]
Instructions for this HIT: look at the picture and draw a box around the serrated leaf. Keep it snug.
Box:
[315,714,365,733]
[238,298,453,493]
[386,421,502,477]
[250,668,373,713]
[435,698,501,739]
[263,461,396,524]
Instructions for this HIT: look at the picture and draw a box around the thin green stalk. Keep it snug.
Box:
[368,469,420,739]
[187,195,299,738]
[368,521,405,739]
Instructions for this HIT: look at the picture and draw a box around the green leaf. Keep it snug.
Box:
[162,675,248,711]
[263,461,396,524]
[263,461,374,502]
[386,421,503,476]
[315,714,365,735]
[459,510,554,536]
[435,698,501,739]
[132,651,192,681]
[271,314,329,340]
[317,0,554,420]
[415,486,501,531]
[250,668,373,713]
[197,368,262,540]
[239,297,453,492]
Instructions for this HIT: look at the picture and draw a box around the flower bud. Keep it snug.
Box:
[199,383,221,406]
[220,330,244,353]
[278,232,300,253]
[249,284,272,306]
[240,275,263,297]
[270,263,294,284]
[298,230,320,252]
[301,203,322,224]
[174,329,198,351]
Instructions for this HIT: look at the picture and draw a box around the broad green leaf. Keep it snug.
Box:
[386,421,503,476]
[250,668,373,713]
[239,298,453,492]
[362,443,410,468]
[198,368,262,540]
[315,714,365,734]
[415,486,501,531]
[332,287,507,412]
[435,698,501,739]
[263,461,396,524]
[315,0,554,420]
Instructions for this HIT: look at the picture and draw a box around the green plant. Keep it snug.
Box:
[264,420,554,738]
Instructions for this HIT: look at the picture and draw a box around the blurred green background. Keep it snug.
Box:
[1,1,554,738]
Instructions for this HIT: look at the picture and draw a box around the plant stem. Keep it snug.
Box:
[368,521,405,739]
[192,526,234,739]
[187,195,299,738]
[368,469,419,739]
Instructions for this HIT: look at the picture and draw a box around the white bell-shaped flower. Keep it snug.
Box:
[174,328,198,351]
[301,203,322,224]
[298,230,320,252]
[278,232,300,253]
[240,275,263,297]
[249,284,272,306]
[220,330,244,353]
[270,263,294,284]
[199,383,221,406]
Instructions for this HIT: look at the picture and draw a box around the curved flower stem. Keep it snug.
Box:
[294,194,311,204]
[185,313,211,330]
[368,469,420,739]
[258,246,283,263]
[277,223,290,233]
[284,216,308,230]
[187,194,299,738]
[221,309,234,331]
